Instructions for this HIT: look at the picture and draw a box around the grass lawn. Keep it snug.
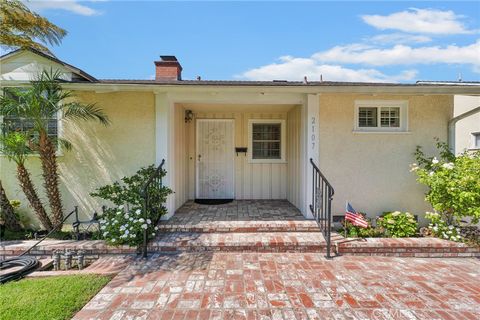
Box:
[0,274,111,320]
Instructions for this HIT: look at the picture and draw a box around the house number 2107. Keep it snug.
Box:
[311,116,316,150]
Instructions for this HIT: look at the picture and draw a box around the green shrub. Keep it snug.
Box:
[340,214,384,238]
[377,211,418,238]
[412,139,480,224]
[424,211,462,242]
[91,165,172,246]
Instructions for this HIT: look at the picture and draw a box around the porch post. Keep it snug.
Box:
[155,92,175,219]
[302,94,320,219]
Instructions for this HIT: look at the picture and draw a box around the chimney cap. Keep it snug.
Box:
[160,55,178,62]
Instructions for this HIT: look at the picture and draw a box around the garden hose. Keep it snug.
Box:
[0,208,78,284]
[0,256,39,284]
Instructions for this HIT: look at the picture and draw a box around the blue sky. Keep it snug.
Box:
[23,1,480,82]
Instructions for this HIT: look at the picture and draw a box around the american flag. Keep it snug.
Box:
[345,202,369,228]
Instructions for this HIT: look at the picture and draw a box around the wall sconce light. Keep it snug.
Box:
[185,110,194,123]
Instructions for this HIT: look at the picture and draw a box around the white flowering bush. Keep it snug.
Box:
[99,205,159,246]
[412,139,480,224]
[92,165,172,247]
[424,212,462,242]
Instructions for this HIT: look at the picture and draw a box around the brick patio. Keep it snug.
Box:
[73,252,480,320]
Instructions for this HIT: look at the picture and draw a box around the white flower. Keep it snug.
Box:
[116,211,122,215]
[429,171,435,176]
[432,157,439,164]
[433,226,438,232]
[118,205,124,209]
[100,225,106,230]
[139,218,145,223]
[135,209,141,215]
[151,233,156,236]
[129,217,134,221]
[112,238,116,242]
[113,219,118,224]
[442,162,454,170]
[99,219,106,224]
[130,234,135,238]
[124,230,129,235]
[124,214,129,219]
[154,226,159,231]
[103,232,108,237]
[147,219,152,225]
[141,224,148,229]
[120,225,126,231]
[448,225,454,230]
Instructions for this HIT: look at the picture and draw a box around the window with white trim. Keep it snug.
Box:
[355,100,408,132]
[248,119,286,163]
[1,88,59,149]
[472,132,480,149]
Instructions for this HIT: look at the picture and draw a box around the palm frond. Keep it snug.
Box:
[63,102,110,126]
[57,138,72,151]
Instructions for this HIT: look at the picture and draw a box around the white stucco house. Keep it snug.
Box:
[1,48,479,226]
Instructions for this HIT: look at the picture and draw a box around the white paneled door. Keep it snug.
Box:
[196,119,235,199]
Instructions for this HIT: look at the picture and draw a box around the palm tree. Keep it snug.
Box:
[0,179,22,231]
[0,132,53,230]
[0,70,110,229]
[0,0,66,53]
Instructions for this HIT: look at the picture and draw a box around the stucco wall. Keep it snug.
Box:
[318,94,453,223]
[0,91,155,226]
[454,95,480,154]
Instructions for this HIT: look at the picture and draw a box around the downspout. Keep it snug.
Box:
[448,105,480,153]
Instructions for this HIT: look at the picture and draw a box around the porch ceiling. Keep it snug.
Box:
[180,103,298,113]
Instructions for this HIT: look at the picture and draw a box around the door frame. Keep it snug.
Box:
[195,118,236,199]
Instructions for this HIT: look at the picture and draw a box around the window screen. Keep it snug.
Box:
[252,123,281,159]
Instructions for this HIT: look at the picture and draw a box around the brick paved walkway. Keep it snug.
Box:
[73,253,480,320]
[169,200,306,223]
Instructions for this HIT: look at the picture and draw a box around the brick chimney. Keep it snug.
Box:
[154,55,182,81]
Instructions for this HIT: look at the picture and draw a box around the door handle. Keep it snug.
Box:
[198,154,202,161]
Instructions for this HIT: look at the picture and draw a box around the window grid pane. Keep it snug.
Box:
[358,107,377,127]
[252,123,281,159]
[474,133,480,148]
[380,107,400,128]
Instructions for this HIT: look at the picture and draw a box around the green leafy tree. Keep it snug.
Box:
[0,132,53,230]
[412,139,480,224]
[0,0,66,52]
[0,70,109,229]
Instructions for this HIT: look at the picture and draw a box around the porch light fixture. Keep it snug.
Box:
[185,110,194,123]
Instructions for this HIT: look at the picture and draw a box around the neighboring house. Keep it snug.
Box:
[1,49,479,226]
[417,81,480,155]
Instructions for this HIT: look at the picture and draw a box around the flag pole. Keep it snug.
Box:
[344,201,348,238]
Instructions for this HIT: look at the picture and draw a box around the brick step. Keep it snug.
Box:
[157,220,321,233]
[149,232,328,253]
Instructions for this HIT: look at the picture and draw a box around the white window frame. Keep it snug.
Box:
[248,119,286,164]
[0,91,64,157]
[354,100,409,133]
[471,132,480,150]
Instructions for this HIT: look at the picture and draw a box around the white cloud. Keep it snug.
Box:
[238,56,417,83]
[313,40,480,68]
[26,0,101,16]
[362,8,473,35]
[368,33,432,45]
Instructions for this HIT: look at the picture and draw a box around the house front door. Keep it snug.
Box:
[196,119,235,199]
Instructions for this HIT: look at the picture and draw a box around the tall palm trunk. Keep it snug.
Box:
[38,131,63,228]
[16,164,53,231]
[0,179,22,231]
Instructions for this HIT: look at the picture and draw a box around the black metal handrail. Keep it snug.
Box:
[141,159,166,258]
[309,158,335,259]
